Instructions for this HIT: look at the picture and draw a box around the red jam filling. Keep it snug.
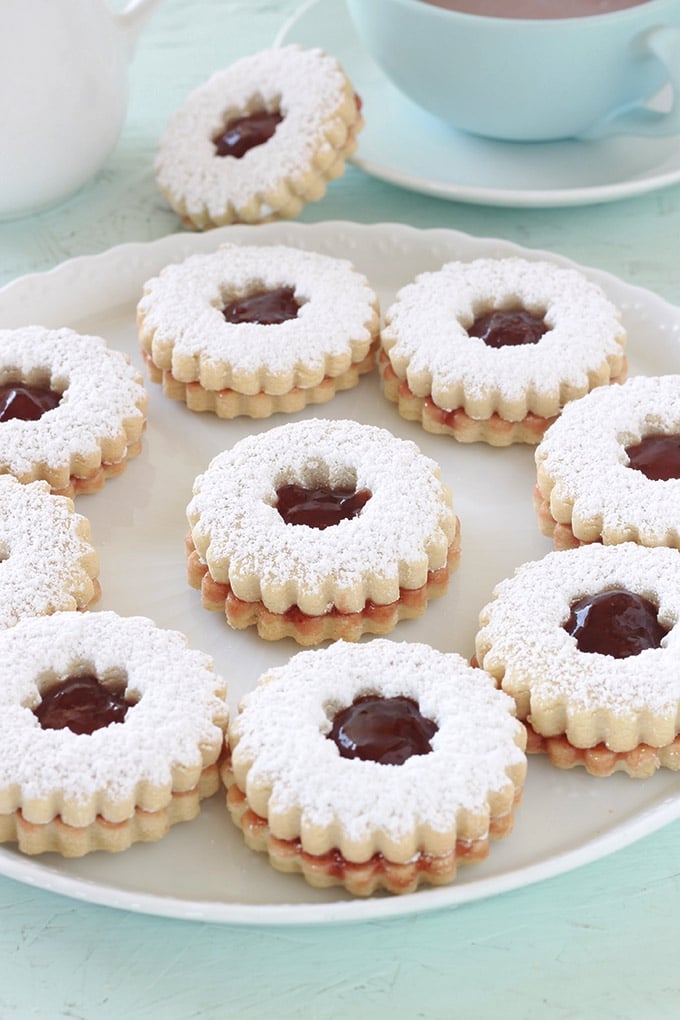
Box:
[468,308,547,348]
[222,286,300,325]
[327,694,438,765]
[275,484,371,529]
[0,384,61,422]
[33,674,134,735]
[213,110,283,158]
[564,588,668,658]
[625,434,680,481]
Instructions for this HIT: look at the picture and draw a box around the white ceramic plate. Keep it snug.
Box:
[1,221,679,926]
[277,0,680,208]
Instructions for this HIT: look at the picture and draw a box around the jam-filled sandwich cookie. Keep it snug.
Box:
[186,418,459,644]
[0,611,227,856]
[0,475,100,628]
[137,244,379,419]
[535,374,680,550]
[155,45,363,230]
[223,639,526,896]
[379,257,627,446]
[475,542,680,778]
[0,326,147,496]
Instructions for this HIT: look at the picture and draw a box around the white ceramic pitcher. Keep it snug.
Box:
[0,0,159,220]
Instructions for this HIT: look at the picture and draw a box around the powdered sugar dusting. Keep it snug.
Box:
[187,418,457,615]
[476,543,680,721]
[0,611,227,812]
[381,257,625,418]
[0,326,147,481]
[138,244,378,390]
[535,375,680,546]
[0,476,97,627]
[229,639,525,843]
[155,46,357,224]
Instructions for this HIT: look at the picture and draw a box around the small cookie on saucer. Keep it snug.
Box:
[155,45,363,229]
[379,256,627,445]
[137,244,379,419]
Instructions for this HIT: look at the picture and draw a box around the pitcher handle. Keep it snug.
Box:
[115,0,160,56]
[580,26,680,139]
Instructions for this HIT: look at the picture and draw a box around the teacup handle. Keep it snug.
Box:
[115,0,160,55]
[581,26,680,139]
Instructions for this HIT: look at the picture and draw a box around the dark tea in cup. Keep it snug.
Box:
[421,0,649,16]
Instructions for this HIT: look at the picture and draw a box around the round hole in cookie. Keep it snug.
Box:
[563,588,669,659]
[212,106,284,159]
[625,432,680,481]
[274,480,372,530]
[467,304,548,349]
[0,371,63,423]
[221,285,301,325]
[32,668,138,735]
[326,694,438,765]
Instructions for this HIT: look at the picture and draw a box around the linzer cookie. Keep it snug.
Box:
[379,257,627,445]
[535,374,680,549]
[0,326,147,496]
[155,45,363,229]
[0,611,227,856]
[0,475,100,627]
[186,418,459,644]
[223,639,526,895]
[137,244,379,419]
[475,542,680,778]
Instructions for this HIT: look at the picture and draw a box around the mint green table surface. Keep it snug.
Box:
[1,1,680,1017]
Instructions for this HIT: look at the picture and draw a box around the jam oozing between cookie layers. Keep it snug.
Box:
[34,674,135,735]
[0,384,61,422]
[327,695,438,765]
[275,484,371,529]
[468,307,547,348]
[222,287,300,325]
[625,434,680,481]
[564,588,669,658]
[213,110,283,158]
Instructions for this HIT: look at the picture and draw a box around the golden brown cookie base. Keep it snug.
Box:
[142,348,376,420]
[533,483,680,551]
[379,350,628,447]
[31,437,144,499]
[186,525,460,645]
[223,769,519,896]
[1,763,220,857]
[79,577,102,612]
[532,485,596,550]
[526,724,680,778]
[379,351,554,445]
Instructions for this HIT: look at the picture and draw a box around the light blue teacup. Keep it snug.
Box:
[345,0,680,142]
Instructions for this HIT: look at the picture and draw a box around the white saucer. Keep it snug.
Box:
[277,0,680,208]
